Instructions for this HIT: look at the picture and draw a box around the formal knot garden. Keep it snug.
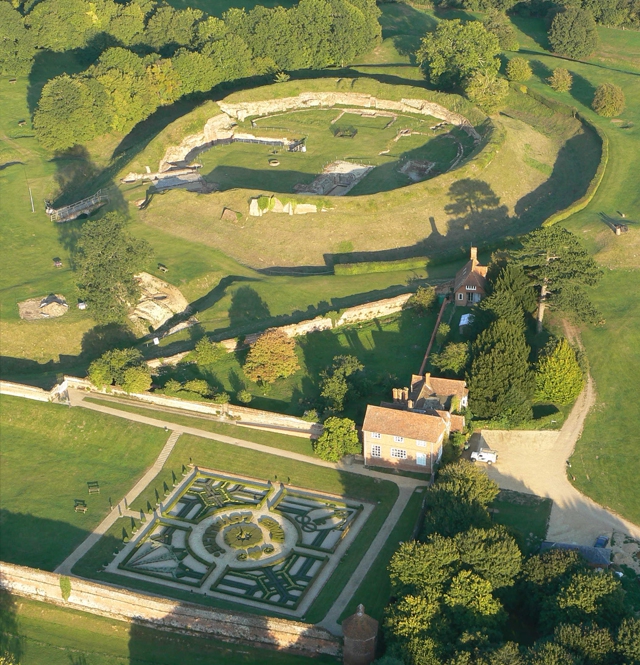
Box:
[107,469,371,614]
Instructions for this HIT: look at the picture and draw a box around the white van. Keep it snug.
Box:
[470,449,498,465]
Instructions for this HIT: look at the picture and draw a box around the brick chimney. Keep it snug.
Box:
[470,247,478,261]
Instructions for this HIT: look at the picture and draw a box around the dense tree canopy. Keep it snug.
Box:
[548,67,573,93]
[243,328,300,384]
[313,416,360,462]
[75,213,152,324]
[548,7,600,58]
[468,316,535,424]
[320,355,363,412]
[592,82,626,117]
[535,337,584,404]
[417,19,501,88]
[19,0,380,150]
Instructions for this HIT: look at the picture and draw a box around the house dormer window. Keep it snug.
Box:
[466,285,476,290]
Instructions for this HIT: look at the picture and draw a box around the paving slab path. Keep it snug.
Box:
[60,389,427,634]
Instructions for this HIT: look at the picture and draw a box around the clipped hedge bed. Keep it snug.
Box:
[334,256,429,275]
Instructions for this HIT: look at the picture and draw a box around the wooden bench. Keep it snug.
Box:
[74,499,88,513]
[87,481,100,494]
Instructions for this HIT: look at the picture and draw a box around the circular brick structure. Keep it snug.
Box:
[342,604,378,665]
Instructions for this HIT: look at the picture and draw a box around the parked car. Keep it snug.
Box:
[470,449,498,465]
[594,535,609,548]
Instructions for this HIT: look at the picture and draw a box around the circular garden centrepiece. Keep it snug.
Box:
[223,521,263,549]
[109,470,370,612]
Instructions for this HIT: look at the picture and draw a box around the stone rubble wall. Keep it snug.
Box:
[159,92,480,172]
[0,562,340,656]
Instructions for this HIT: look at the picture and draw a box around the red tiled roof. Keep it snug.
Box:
[424,376,469,401]
[362,405,447,443]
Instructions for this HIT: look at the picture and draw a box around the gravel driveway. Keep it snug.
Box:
[472,376,640,545]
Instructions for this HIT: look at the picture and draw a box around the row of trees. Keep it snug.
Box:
[0,0,380,150]
[426,227,600,426]
[414,0,640,29]
[380,460,640,664]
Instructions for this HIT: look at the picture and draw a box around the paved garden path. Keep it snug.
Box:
[55,428,182,575]
[60,389,426,634]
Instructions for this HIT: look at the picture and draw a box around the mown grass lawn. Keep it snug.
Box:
[1,595,335,665]
[83,397,317,456]
[74,432,399,622]
[0,396,168,570]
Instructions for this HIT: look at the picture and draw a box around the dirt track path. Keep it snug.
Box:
[481,325,640,544]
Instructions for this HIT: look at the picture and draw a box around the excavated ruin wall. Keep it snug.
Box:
[159,92,480,171]
[0,562,340,656]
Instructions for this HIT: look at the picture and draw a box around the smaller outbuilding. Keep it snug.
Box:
[342,604,378,665]
[454,247,488,306]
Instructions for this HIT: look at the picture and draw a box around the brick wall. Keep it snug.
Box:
[0,562,340,657]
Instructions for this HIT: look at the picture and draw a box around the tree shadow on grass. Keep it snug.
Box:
[529,59,553,81]
[0,588,23,665]
[568,70,597,108]
[228,286,271,329]
[515,127,601,222]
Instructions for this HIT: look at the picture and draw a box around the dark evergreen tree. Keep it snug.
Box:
[512,227,602,332]
[468,317,534,424]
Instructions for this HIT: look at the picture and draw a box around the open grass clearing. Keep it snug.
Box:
[196,108,474,195]
[490,489,552,555]
[73,432,399,622]
[1,595,332,665]
[135,77,596,268]
[83,396,316,456]
[0,396,168,570]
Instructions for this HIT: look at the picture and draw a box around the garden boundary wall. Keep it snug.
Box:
[0,562,341,657]
[62,376,322,437]
[0,379,67,403]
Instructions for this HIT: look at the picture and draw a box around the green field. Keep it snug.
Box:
[497,20,640,525]
[0,395,168,570]
[71,432,401,622]
[84,396,317,456]
[490,489,553,555]
[0,595,334,665]
[196,108,475,195]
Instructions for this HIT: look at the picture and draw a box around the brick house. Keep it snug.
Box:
[361,373,469,472]
[362,405,448,472]
[454,247,488,306]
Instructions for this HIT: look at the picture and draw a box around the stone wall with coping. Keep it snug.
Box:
[0,562,340,656]
[0,380,51,402]
[63,376,321,436]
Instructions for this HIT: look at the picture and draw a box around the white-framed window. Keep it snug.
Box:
[370,432,381,439]
[390,448,407,459]
[416,452,427,466]
[393,436,404,443]
[461,396,468,408]
[371,444,382,458]
[416,440,427,447]
[457,293,464,301]
[467,292,474,302]
[466,285,477,291]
